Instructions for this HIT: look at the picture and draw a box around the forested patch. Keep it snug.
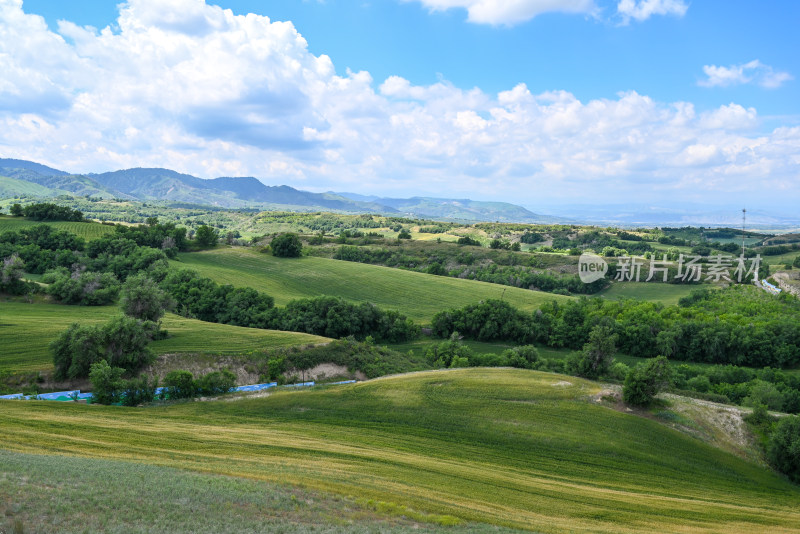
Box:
[432,287,800,368]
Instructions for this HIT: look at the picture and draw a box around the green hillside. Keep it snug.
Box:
[0,175,56,197]
[0,301,328,373]
[0,215,116,240]
[1,368,798,533]
[171,247,572,323]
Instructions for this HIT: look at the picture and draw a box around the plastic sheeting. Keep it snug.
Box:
[0,378,355,402]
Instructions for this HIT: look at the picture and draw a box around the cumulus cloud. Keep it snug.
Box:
[0,0,797,207]
[699,60,793,89]
[402,0,597,26]
[617,0,687,24]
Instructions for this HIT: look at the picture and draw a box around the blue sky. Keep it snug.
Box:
[2,0,799,212]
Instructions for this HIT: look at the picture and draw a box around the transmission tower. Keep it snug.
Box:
[741,208,746,257]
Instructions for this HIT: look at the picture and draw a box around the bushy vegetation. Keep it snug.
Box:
[623,356,673,406]
[270,296,419,343]
[11,202,84,221]
[270,232,303,257]
[51,316,157,379]
[767,416,800,483]
[42,268,120,305]
[432,286,800,368]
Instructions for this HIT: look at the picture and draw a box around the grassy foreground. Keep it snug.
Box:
[171,247,572,323]
[2,368,798,533]
[0,300,327,374]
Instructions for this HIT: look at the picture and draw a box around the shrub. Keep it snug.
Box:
[44,269,121,305]
[197,370,237,395]
[89,360,124,405]
[194,225,219,247]
[121,273,174,322]
[565,325,617,379]
[271,233,303,258]
[163,370,196,399]
[767,415,800,483]
[744,380,785,411]
[456,236,481,246]
[397,229,411,240]
[623,356,673,406]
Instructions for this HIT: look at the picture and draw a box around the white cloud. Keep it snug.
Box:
[0,0,797,208]
[402,0,596,26]
[617,0,687,24]
[700,60,793,89]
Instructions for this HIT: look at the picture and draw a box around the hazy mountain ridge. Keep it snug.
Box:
[0,159,560,223]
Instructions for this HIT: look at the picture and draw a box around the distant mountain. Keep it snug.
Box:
[0,158,69,177]
[0,160,122,199]
[0,158,568,223]
[335,193,566,223]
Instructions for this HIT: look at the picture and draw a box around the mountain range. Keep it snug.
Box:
[0,158,558,223]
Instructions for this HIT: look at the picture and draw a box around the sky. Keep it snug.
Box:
[1,0,798,213]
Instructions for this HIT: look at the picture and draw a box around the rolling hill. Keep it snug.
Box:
[1,368,798,532]
[170,247,572,323]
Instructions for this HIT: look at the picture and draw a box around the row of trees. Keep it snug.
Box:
[431,288,800,368]
[9,202,84,221]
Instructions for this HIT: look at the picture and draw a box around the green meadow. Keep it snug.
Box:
[1,368,798,533]
[598,281,700,305]
[170,247,572,323]
[0,300,327,373]
[0,215,115,240]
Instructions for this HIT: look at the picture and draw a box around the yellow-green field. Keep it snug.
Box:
[0,215,115,240]
[0,300,328,373]
[598,281,701,305]
[170,247,572,323]
[1,368,798,533]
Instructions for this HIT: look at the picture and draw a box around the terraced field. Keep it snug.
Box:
[171,247,572,323]
[0,215,116,240]
[1,368,798,533]
[0,300,327,373]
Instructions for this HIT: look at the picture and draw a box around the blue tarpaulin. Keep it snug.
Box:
[0,378,356,402]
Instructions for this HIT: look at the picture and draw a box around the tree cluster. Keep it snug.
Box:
[431,286,800,368]
[11,202,84,221]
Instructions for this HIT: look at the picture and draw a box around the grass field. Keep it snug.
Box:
[1,451,517,534]
[0,215,116,240]
[1,368,798,533]
[598,281,701,305]
[170,247,572,323]
[0,300,327,373]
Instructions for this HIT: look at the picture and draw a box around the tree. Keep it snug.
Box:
[623,356,673,406]
[566,324,617,379]
[425,332,472,368]
[194,225,219,247]
[397,229,412,240]
[51,316,155,379]
[767,415,800,483]
[271,233,303,258]
[120,273,173,322]
[163,370,196,399]
[89,360,124,405]
[52,323,106,380]
[1,253,32,295]
[10,203,23,216]
[197,369,237,395]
